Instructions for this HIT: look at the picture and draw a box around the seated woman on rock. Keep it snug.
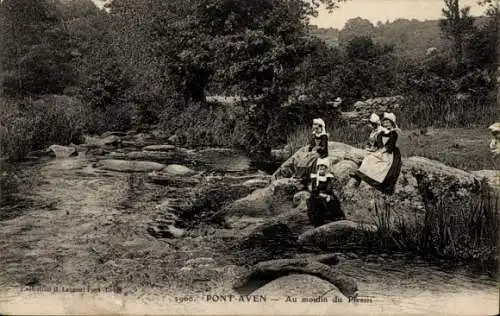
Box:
[349,112,402,195]
[305,158,345,227]
[293,118,329,182]
[364,113,384,152]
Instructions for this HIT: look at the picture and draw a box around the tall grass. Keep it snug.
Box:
[398,94,499,129]
[372,184,499,273]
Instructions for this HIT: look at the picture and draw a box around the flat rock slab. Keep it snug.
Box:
[83,135,121,147]
[142,144,177,151]
[97,159,166,172]
[232,258,358,298]
[298,220,377,248]
[147,172,201,187]
[109,151,188,162]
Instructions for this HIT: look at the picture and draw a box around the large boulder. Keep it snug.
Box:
[232,258,358,298]
[96,159,166,173]
[229,207,312,265]
[255,142,493,231]
[250,274,348,301]
[271,142,367,181]
[223,178,300,218]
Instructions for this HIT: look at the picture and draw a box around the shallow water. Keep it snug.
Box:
[0,148,498,315]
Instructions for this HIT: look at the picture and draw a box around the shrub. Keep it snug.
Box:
[158,100,248,148]
[0,94,133,160]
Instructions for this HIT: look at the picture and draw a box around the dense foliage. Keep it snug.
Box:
[0,0,498,160]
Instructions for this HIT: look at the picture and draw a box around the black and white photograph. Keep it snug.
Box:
[0,0,499,314]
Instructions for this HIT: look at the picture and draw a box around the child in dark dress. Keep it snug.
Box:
[305,158,345,227]
[309,118,329,158]
[293,118,329,185]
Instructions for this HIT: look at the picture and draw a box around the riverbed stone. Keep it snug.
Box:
[48,145,78,158]
[97,159,166,173]
[147,224,185,239]
[83,135,121,147]
[142,144,177,152]
[163,164,197,176]
[147,171,201,187]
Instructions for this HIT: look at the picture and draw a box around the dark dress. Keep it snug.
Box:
[305,173,345,227]
[353,130,402,195]
[308,133,329,158]
[294,133,329,182]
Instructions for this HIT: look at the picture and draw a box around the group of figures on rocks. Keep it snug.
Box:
[294,113,403,228]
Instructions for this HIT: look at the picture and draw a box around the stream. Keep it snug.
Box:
[0,140,498,315]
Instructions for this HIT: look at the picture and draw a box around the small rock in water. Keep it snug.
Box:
[167,225,185,238]
[101,131,126,138]
[97,159,166,172]
[48,145,78,158]
[241,178,270,189]
[147,224,185,239]
[168,134,180,144]
[163,164,197,176]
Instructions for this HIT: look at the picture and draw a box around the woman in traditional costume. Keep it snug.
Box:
[293,118,329,181]
[306,158,345,227]
[350,112,402,195]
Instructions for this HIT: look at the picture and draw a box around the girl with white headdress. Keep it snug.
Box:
[293,118,329,181]
[309,118,329,158]
[350,112,402,195]
[305,158,345,227]
[364,113,384,152]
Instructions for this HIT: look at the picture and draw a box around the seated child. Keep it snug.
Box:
[305,158,345,227]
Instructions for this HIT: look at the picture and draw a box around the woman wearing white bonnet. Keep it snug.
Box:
[350,112,402,195]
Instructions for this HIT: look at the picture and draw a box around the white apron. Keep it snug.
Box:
[358,135,393,183]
